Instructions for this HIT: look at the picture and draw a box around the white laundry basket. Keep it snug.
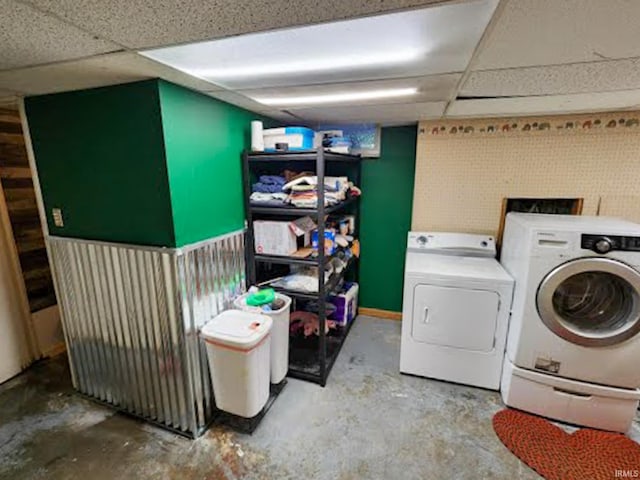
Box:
[234,293,291,384]
[201,310,272,418]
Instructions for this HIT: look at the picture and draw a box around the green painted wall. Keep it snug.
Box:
[27,78,416,299]
[27,79,268,248]
[158,81,259,246]
[359,126,417,312]
[26,80,175,246]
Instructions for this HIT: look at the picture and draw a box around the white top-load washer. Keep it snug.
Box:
[500,213,640,432]
[400,232,514,390]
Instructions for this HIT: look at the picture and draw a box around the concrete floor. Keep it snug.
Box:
[1,316,638,480]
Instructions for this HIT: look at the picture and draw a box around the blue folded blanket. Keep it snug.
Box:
[252,175,286,193]
[260,175,285,185]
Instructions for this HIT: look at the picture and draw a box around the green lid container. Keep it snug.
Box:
[246,288,276,306]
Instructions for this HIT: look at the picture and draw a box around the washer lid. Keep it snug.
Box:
[406,253,513,284]
[201,310,272,350]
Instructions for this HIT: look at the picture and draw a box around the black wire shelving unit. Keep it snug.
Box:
[241,149,362,386]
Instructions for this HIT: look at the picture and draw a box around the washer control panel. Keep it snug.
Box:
[581,234,640,253]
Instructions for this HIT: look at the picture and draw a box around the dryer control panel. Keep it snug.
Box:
[582,234,640,253]
[407,232,496,257]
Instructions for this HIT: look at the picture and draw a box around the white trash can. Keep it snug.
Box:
[234,293,291,384]
[200,310,272,418]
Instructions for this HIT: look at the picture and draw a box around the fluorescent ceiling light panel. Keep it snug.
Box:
[255,87,418,106]
[141,0,498,90]
[190,50,422,79]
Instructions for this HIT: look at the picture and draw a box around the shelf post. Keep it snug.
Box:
[317,147,327,384]
[241,150,257,285]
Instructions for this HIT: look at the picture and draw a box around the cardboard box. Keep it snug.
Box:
[254,218,313,256]
[329,282,359,326]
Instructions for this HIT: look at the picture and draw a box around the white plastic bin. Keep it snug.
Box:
[263,127,315,151]
[201,310,272,418]
[234,293,291,384]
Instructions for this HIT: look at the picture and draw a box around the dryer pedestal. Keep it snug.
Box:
[501,359,640,433]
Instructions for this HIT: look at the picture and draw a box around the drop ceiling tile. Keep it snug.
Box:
[205,91,334,124]
[461,57,640,97]
[236,75,461,108]
[142,1,497,89]
[0,52,221,95]
[26,0,452,49]
[446,90,640,118]
[260,110,305,124]
[288,101,446,124]
[206,90,273,113]
[474,0,640,70]
[0,0,119,70]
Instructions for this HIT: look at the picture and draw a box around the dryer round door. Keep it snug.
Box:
[537,257,640,347]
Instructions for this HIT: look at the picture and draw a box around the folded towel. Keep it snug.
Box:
[259,175,286,186]
[282,176,348,193]
[253,183,281,193]
[252,175,286,193]
[250,192,288,206]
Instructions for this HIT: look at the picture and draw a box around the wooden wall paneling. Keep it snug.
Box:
[0,166,36,369]
[0,108,55,313]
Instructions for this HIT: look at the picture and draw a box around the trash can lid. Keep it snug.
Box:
[201,309,272,351]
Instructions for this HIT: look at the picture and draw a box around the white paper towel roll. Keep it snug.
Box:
[251,121,264,152]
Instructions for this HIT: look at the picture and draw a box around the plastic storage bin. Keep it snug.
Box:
[263,127,314,151]
[201,310,272,418]
[234,293,292,384]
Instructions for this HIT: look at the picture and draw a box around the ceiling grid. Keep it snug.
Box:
[1,0,639,123]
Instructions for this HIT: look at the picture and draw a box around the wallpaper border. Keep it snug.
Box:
[420,111,640,137]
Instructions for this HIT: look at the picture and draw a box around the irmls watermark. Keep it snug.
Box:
[615,470,640,478]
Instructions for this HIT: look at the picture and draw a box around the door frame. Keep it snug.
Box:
[19,99,67,359]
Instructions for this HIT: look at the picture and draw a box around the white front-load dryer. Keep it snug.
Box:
[400,232,513,390]
[500,213,640,432]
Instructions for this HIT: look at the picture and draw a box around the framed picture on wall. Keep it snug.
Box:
[496,197,584,251]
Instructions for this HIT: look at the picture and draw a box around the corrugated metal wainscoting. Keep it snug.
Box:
[47,231,246,438]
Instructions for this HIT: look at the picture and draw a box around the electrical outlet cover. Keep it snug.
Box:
[52,208,64,227]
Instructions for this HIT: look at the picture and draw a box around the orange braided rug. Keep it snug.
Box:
[493,409,640,479]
